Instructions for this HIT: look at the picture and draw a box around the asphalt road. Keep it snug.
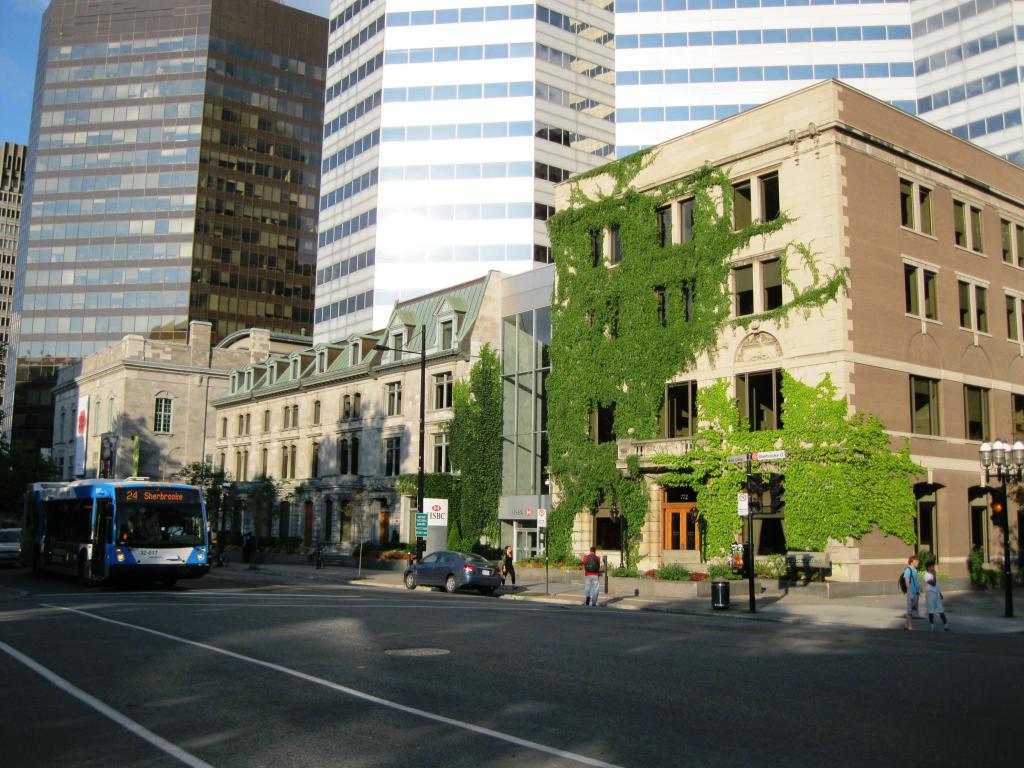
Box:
[0,566,1019,768]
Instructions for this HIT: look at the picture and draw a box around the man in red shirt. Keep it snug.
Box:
[583,546,603,606]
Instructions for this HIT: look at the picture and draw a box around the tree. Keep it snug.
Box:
[242,475,289,558]
[0,439,59,524]
[174,462,228,534]
[446,344,502,549]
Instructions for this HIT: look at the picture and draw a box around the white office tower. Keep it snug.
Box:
[315,0,615,341]
[910,0,1023,166]
[614,0,919,157]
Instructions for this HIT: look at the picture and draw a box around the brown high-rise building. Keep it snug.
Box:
[0,142,27,417]
[6,0,326,453]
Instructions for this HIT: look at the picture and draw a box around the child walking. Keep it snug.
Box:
[924,561,950,631]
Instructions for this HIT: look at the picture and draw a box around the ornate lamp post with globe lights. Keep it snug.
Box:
[979,439,1023,618]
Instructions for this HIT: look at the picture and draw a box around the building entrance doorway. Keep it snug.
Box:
[661,487,700,552]
[303,501,313,546]
[379,502,391,543]
[514,521,540,561]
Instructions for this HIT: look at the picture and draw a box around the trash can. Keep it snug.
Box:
[711,579,730,610]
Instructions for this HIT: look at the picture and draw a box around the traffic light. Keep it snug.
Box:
[989,487,1008,529]
[769,473,785,515]
[747,473,764,515]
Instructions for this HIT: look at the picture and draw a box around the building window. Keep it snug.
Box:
[338,438,349,474]
[679,198,694,243]
[656,206,671,247]
[590,229,603,267]
[292,404,299,426]
[733,180,752,229]
[440,319,454,350]
[351,341,361,365]
[237,414,244,436]
[1014,393,1024,440]
[760,172,780,221]
[108,398,115,431]
[433,432,450,473]
[964,385,990,442]
[900,179,932,235]
[1006,294,1022,341]
[311,441,320,477]
[433,372,453,409]
[910,376,940,435]
[904,263,938,320]
[154,397,172,434]
[235,451,243,481]
[610,226,622,265]
[221,417,227,438]
[914,489,937,559]
[283,405,291,429]
[1002,219,1024,267]
[958,279,988,333]
[281,446,289,478]
[244,413,251,435]
[353,392,361,417]
[390,331,404,361]
[384,436,401,476]
[351,436,360,474]
[343,395,352,419]
[762,259,782,311]
[663,380,697,438]
[386,381,402,416]
[218,452,226,472]
[736,370,782,431]
[289,445,297,479]
[313,400,321,425]
[969,498,989,561]
[261,448,268,476]
[592,404,616,444]
[681,281,694,322]
[954,200,984,252]
[655,286,667,327]
[263,410,270,433]
[733,264,754,316]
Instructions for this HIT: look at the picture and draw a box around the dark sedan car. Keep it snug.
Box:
[404,551,502,595]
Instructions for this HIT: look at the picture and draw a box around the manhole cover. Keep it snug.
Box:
[384,648,450,657]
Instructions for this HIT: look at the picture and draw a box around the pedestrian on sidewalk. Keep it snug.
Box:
[924,561,950,631]
[583,547,603,607]
[903,555,921,630]
[501,545,516,592]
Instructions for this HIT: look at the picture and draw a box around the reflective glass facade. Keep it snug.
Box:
[6,0,326,451]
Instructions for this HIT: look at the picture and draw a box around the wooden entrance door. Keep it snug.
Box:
[662,492,699,552]
[378,502,391,543]
[303,501,314,546]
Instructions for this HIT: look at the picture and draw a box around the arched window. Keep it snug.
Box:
[342,395,351,419]
[313,400,321,425]
[311,441,320,477]
[350,436,360,475]
[154,394,172,433]
[353,392,361,417]
[292,404,299,426]
[338,438,349,474]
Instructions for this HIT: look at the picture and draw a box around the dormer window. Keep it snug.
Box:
[317,351,327,373]
[291,358,299,379]
[351,341,361,365]
[440,319,454,350]
[245,370,252,389]
[230,373,238,393]
[390,331,404,361]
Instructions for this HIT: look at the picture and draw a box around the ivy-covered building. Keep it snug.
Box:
[548,80,1024,582]
[211,273,503,546]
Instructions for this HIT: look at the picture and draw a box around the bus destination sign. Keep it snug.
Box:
[116,487,200,505]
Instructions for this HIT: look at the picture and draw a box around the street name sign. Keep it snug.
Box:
[415,512,428,537]
[753,450,787,461]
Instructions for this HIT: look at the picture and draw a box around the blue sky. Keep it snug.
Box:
[0,0,330,147]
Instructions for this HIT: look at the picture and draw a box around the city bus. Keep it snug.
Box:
[23,478,209,587]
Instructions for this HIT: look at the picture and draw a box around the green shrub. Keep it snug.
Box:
[611,566,639,578]
[754,554,787,579]
[656,563,691,581]
[968,549,1001,588]
[708,563,742,580]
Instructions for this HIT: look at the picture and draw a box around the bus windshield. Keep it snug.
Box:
[115,488,204,548]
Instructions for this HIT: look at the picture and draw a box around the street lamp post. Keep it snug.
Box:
[979,439,1023,618]
[374,324,427,561]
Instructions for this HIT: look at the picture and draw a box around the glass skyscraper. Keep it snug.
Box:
[6,0,326,451]
[314,0,616,341]
[0,142,27,416]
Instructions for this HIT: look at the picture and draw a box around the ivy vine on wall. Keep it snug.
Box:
[653,374,922,556]
[545,150,849,566]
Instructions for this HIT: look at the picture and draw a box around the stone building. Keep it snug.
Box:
[211,272,503,546]
[553,80,1024,581]
[51,322,307,481]
[0,142,26,414]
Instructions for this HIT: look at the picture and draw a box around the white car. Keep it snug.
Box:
[0,529,22,567]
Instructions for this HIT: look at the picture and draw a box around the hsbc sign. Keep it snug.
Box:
[424,498,448,526]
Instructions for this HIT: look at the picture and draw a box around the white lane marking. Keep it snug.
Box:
[0,640,215,768]
[47,604,626,768]
[28,592,366,600]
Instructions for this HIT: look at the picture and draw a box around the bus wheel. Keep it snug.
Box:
[160,576,178,589]
[77,554,91,587]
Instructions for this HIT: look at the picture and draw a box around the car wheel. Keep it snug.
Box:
[444,574,458,593]
[404,572,417,590]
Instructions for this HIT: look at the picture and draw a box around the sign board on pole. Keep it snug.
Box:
[414,512,428,537]
[726,454,748,465]
[424,498,448,526]
[753,450,787,461]
[737,492,749,517]
[537,508,547,528]
[74,395,89,477]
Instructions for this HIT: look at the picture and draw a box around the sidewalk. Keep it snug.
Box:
[216,562,1024,635]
